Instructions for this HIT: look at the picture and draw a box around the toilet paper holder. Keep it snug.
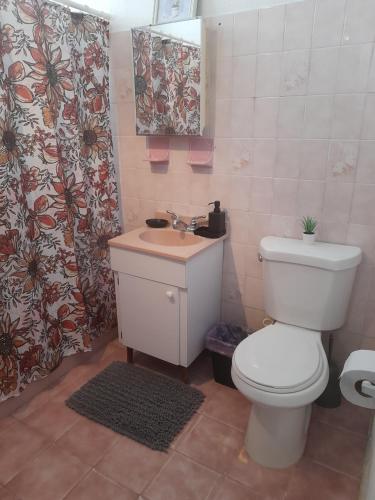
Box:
[355,380,375,398]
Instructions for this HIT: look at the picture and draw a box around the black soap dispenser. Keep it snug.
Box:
[208,201,226,236]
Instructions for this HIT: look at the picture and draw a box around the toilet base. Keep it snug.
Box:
[245,403,312,468]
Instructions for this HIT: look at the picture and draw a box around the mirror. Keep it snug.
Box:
[131,18,205,136]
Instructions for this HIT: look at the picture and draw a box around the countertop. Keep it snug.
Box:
[108,226,227,262]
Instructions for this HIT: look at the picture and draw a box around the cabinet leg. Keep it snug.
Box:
[180,366,189,384]
[126,347,134,364]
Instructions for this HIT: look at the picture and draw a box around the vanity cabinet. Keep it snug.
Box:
[110,241,223,367]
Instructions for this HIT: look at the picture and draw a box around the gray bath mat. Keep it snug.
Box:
[66,361,204,451]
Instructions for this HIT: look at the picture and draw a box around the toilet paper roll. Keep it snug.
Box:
[340,350,375,409]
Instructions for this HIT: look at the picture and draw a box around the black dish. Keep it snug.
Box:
[194,226,225,239]
[145,218,169,228]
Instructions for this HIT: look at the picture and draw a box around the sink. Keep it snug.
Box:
[139,230,201,246]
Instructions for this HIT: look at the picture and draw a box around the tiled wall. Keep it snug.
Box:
[110,0,375,366]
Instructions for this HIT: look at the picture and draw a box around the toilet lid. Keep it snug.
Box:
[233,323,323,393]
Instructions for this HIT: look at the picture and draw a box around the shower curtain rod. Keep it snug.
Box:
[47,0,110,21]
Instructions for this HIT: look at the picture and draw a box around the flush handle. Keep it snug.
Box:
[258,253,263,262]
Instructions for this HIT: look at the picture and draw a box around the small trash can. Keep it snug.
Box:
[206,323,251,388]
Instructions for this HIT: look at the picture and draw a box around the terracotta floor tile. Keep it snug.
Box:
[144,452,219,500]
[0,485,18,500]
[0,416,17,435]
[6,444,89,500]
[95,436,169,494]
[171,412,201,449]
[0,420,49,484]
[176,415,243,473]
[56,417,119,466]
[13,389,51,420]
[202,385,250,430]
[22,400,80,441]
[306,421,367,478]
[285,459,360,500]
[207,477,261,500]
[312,400,372,437]
[227,447,293,499]
[65,469,138,500]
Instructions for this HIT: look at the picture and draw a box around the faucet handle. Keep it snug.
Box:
[167,210,178,219]
[190,215,206,229]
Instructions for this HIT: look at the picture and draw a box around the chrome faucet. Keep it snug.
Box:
[167,211,206,232]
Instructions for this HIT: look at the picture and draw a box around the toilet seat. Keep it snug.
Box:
[232,323,324,394]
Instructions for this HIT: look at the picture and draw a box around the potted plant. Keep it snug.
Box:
[301,216,317,244]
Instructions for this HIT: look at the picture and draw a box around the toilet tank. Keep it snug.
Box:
[259,237,362,331]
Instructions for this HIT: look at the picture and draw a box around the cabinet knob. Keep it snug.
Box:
[166,291,174,300]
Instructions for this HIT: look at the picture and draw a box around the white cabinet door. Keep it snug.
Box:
[118,273,180,364]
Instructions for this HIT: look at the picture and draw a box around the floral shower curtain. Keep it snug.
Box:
[132,28,201,135]
[0,0,121,400]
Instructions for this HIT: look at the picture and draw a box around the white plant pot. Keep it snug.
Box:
[303,233,316,244]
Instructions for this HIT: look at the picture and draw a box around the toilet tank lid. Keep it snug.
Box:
[260,236,362,271]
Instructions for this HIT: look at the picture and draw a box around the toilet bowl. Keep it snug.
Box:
[231,322,329,468]
[232,236,362,469]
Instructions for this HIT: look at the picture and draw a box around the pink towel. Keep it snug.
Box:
[187,137,213,166]
[145,136,170,162]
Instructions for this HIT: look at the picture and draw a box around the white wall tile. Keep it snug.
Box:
[368,52,375,92]
[319,221,348,244]
[356,141,375,184]
[245,245,263,279]
[233,10,258,56]
[215,57,233,99]
[223,240,246,276]
[254,98,279,138]
[275,139,301,178]
[228,176,252,211]
[250,177,273,213]
[351,184,375,225]
[280,50,310,96]
[253,139,277,177]
[255,53,282,97]
[258,5,285,53]
[362,94,375,140]
[304,95,333,139]
[227,139,254,176]
[300,140,329,180]
[312,0,346,48]
[322,181,354,223]
[336,44,373,94]
[284,0,314,50]
[227,210,250,244]
[223,271,245,302]
[272,178,299,215]
[297,180,325,217]
[277,96,305,138]
[331,94,365,140]
[215,15,234,58]
[270,214,299,238]
[347,225,375,266]
[327,141,359,182]
[190,171,210,206]
[248,213,272,246]
[232,55,257,98]
[244,276,264,309]
[214,99,232,137]
[308,48,340,94]
[343,0,375,45]
[231,99,255,138]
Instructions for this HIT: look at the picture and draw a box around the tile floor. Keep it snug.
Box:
[0,340,372,500]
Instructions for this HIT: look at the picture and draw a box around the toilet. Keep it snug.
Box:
[231,236,362,469]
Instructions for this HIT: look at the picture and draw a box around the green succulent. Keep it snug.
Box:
[301,216,317,234]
